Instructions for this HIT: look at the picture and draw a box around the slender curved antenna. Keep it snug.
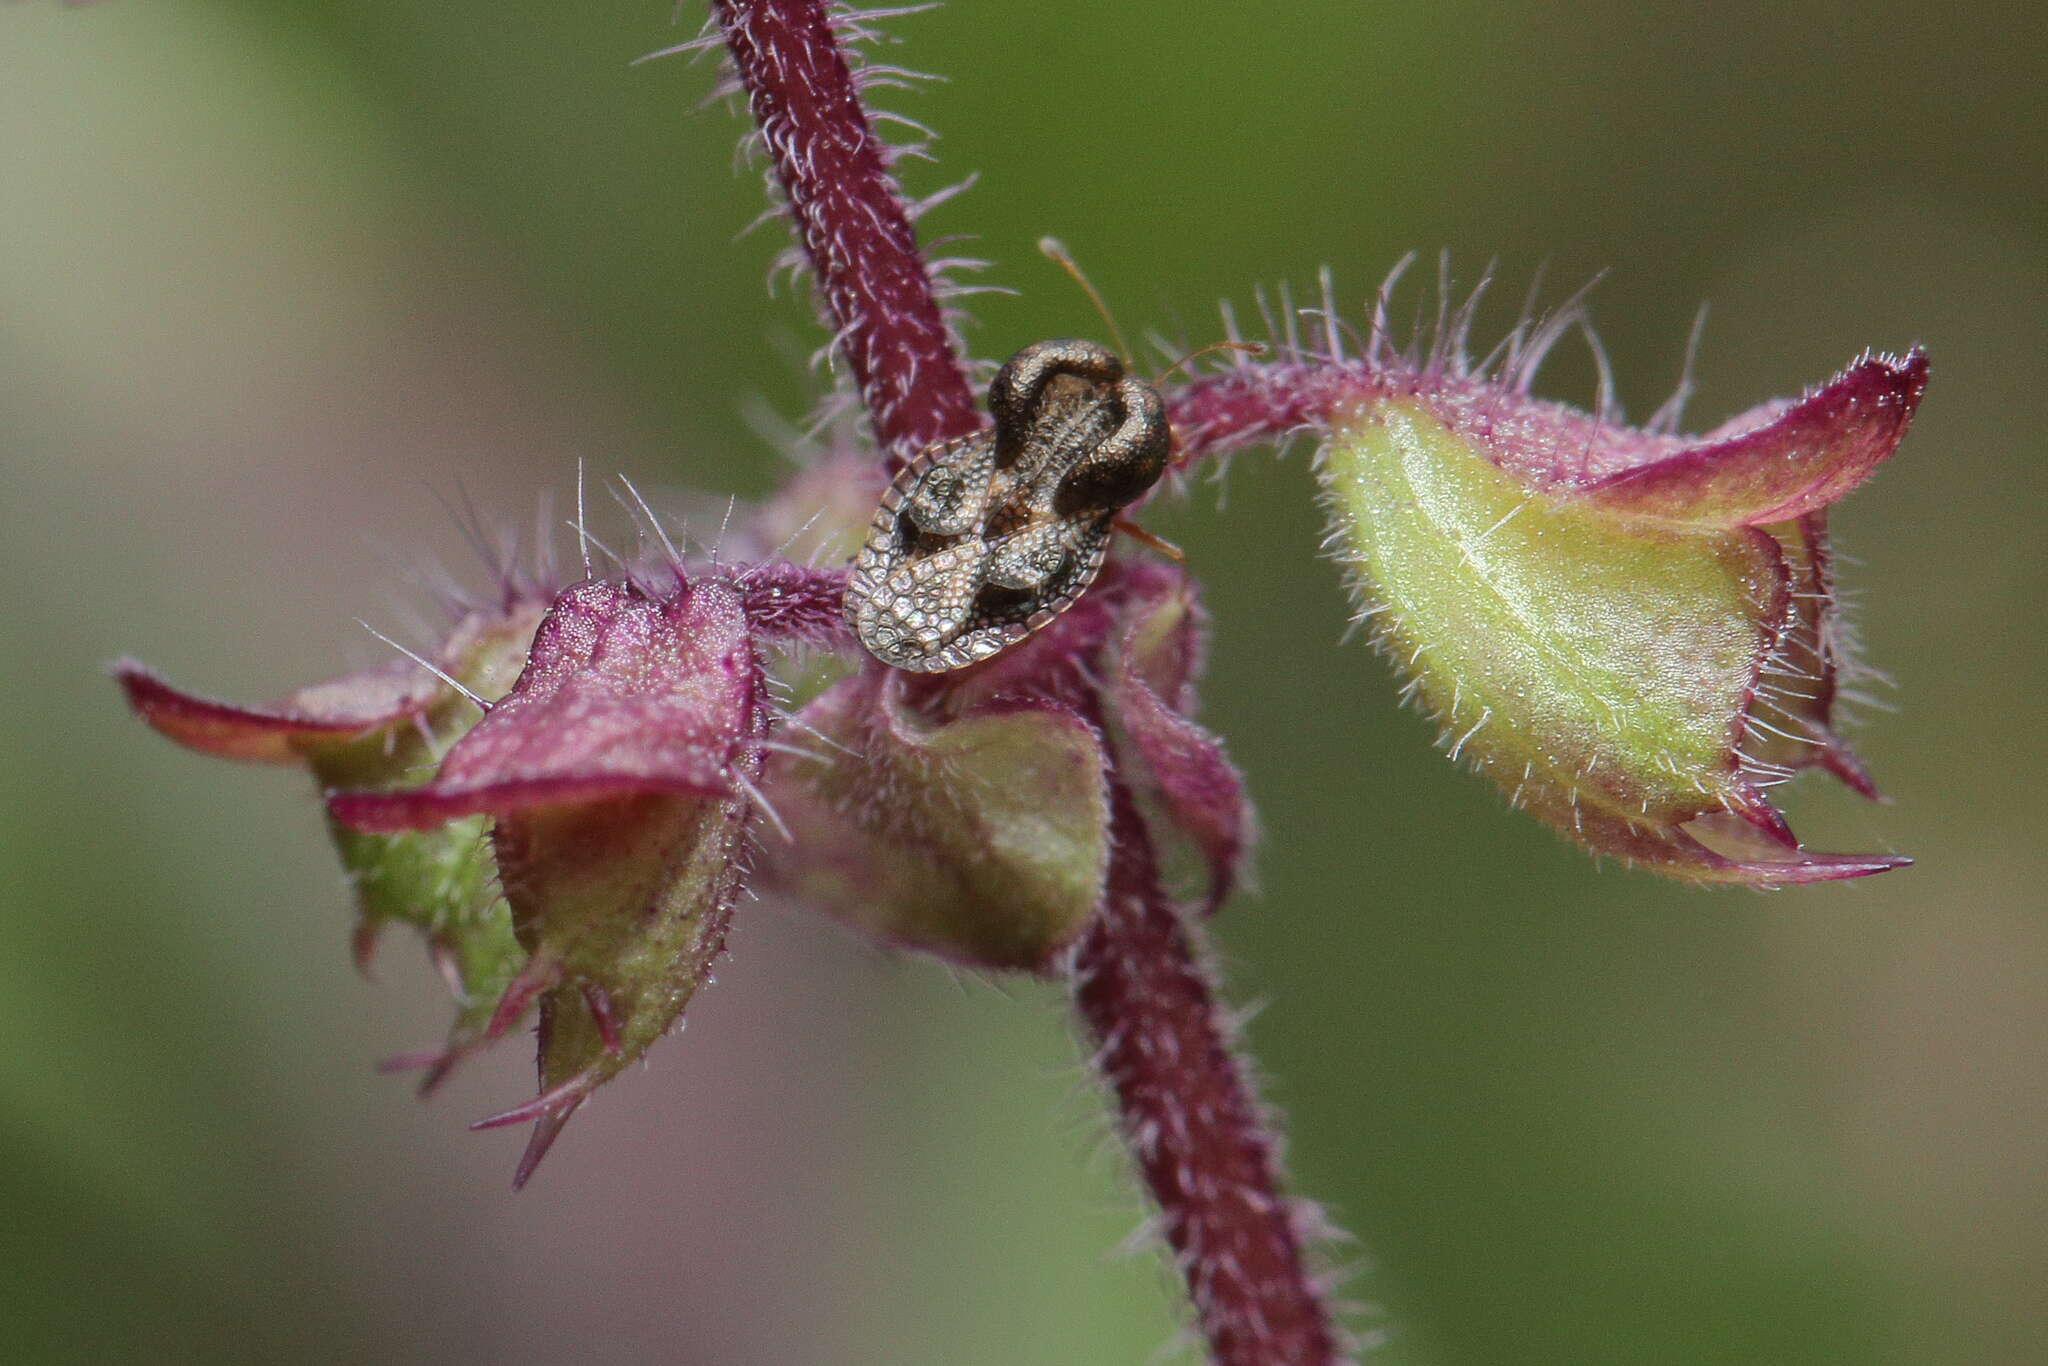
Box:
[1038,236,1134,363]
[1038,236,1267,385]
[1155,339,1267,385]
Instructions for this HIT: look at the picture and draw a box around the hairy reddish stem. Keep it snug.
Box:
[1167,361,1371,470]
[1074,779,1346,1366]
[734,561,854,648]
[713,0,980,455]
[718,6,1346,1357]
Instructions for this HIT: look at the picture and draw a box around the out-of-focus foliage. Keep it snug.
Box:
[3,2,2043,1363]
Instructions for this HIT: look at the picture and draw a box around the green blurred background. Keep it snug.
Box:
[4,3,2043,1363]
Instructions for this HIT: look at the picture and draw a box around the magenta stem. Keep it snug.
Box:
[1167,361,1371,471]
[1074,779,1347,1366]
[713,0,981,455]
[716,6,1348,1358]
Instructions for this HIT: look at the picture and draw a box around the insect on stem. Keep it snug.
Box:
[845,339,1172,671]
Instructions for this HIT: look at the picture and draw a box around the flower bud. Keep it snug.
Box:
[759,665,1110,972]
[330,577,764,1183]
[1315,349,1927,884]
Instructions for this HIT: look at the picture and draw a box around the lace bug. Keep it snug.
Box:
[845,339,1171,672]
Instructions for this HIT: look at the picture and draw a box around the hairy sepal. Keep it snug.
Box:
[1575,350,1929,526]
[117,602,548,1059]
[329,577,766,1180]
[1318,397,1903,885]
[1103,563,1252,916]
[760,665,1110,973]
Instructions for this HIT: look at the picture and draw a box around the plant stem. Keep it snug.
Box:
[1167,361,1369,470]
[715,6,1349,1359]
[1073,777,1348,1366]
[712,0,980,455]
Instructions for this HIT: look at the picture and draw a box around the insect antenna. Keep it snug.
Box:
[1038,236,1135,362]
[1154,338,1267,384]
[1038,236,1268,380]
